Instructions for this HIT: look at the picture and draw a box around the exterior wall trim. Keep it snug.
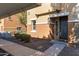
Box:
[31,30,36,32]
[49,12,69,18]
[30,18,37,32]
[27,22,48,25]
[30,18,37,20]
[36,22,48,24]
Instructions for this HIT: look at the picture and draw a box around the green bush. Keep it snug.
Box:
[21,34,31,42]
[14,33,20,39]
[14,33,31,42]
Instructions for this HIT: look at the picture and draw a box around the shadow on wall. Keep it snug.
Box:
[30,33,54,41]
[31,21,55,40]
[74,23,79,43]
[48,18,55,40]
[48,24,54,39]
[31,32,54,40]
[31,25,54,40]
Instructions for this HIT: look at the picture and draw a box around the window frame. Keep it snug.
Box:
[30,18,37,32]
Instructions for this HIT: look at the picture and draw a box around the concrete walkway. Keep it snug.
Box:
[0,39,66,56]
[0,39,45,56]
[44,42,66,56]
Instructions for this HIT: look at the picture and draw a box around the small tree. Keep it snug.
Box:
[18,11,27,32]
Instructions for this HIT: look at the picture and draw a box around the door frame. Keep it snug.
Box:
[54,18,60,39]
[51,16,68,40]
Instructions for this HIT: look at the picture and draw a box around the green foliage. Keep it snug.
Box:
[19,11,27,27]
[16,11,30,42]
[14,33,20,39]
[20,33,31,42]
[14,32,31,42]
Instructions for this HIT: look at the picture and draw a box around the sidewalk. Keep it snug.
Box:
[0,39,45,56]
[44,43,66,56]
[0,39,66,56]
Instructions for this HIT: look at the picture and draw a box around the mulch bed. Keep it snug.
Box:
[2,37,53,52]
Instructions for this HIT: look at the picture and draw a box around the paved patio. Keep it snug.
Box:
[44,42,66,56]
[58,43,79,56]
[0,32,67,56]
[1,32,79,56]
[0,32,53,52]
[3,38,53,52]
[0,39,46,56]
[0,38,66,56]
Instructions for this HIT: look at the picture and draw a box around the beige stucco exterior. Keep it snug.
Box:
[27,4,52,39]
[27,3,53,25]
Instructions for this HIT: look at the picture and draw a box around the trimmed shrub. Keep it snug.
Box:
[20,34,31,42]
[14,33,20,39]
[14,33,31,42]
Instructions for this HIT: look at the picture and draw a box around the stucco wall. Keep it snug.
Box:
[27,3,52,25]
[26,3,52,39]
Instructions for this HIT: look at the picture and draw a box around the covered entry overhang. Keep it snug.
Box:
[0,3,41,19]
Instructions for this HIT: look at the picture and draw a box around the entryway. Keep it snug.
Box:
[50,16,68,42]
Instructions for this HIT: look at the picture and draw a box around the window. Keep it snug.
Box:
[31,20,36,31]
